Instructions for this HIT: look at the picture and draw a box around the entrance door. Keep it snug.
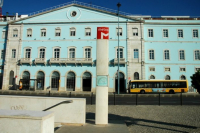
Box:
[37,71,44,90]
[51,72,60,91]
[67,72,75,91]
[82,72,91,91]
[115,72,125,93]
[22,71,30,90]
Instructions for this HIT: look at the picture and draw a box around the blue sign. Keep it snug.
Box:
[97,76,108,86]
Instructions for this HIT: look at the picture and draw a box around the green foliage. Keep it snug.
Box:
[190,70,200,93]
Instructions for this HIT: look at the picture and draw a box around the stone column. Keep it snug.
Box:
[95,27,109,125]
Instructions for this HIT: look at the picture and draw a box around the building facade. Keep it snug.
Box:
[0,1,199,92]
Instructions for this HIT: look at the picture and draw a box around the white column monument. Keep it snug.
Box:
[95,27,109,125]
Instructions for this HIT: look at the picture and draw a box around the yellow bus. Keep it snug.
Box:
[128,80,188,94]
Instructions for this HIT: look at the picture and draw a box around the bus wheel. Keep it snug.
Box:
[140,90,145,94]
[169,90,174,94]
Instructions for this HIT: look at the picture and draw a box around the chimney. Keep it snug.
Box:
[15,13,18,20]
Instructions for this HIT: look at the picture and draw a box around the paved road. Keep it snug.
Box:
[0,90,199,105]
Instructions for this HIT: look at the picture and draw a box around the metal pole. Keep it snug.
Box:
[91,92,93,105]
[136,93,138,105]
[117,2,121,94]
[159,93,160,106]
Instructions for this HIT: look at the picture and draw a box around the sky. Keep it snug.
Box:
[2,0,200,17]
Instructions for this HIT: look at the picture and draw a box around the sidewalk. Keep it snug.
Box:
[54,105,200,133]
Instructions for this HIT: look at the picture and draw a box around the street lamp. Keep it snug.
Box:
[117,2,121,94]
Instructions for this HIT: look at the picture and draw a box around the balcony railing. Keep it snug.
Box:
[114,58,126,65]
[34,58,46,65]
[20,58,32,65]
[49,58,93,66]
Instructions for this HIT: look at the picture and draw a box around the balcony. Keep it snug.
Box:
[34,58,46,65]
[49,58,93,66]
[20,58,32,65]
[114,58,126,65]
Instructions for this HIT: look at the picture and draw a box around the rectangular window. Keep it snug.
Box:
[133,28,138,36]
[165,67,170,72]
[149,67,155,72]
[180,67,186,72]
[117,48,123,58]
[117,28,122,36]
[13,30,18,37]
[2,31,6,39]
[134,49,139,59]
[55,29,61,36]
[70,28,76,36]
[39,49,45,58]
[27,29,32,37]
[85,28,91,36]
[148,29,153,37]
[164,50,170,60]
[1,50,5,59]
[41,29,46,37]
[193,29,198,38]
[12,49,16,58]
[25,49,31,58]
[85,48,91,58]
[179,50,185,60]
[194,50,200,60]
[163,29,168,37]
[69,49,75,58]
[149,50,154,60]
[178,29,183,38]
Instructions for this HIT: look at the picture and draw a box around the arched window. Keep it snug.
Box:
[51,71,60,90]
[9,71,14,85]
[181,75,186,80]
[164,50,170,60]
[150,75,155,79]
[134,72,139,80]
[67,72,75,91]
[82,72,92,91]
[165,75,170,80]
[22,71,30,79]
[37,71,44,90]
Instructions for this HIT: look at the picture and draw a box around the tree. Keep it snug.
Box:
[190,70,200,94]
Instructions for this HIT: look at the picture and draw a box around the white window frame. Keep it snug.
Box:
[37,47,46,58]
[13,29,18,37]
[83,46,92,58]
[132,28,138,36]
[192,29,199,38]
[179,50,185,60]
[149,67,155,72]
[24,47,32,58]
[149,49,155,60]
[148,29,154,37]
[116,27,123,36]
[53,47,61,58]
[41,28,46,37]
[163,29,169,38]
[27,28,32,37]
[179,67,186,72]
[70,27,76,36]
[55,27,61,37]
[177,29,183,38]
[115,46,124,58]
[164,67,171,72]
[12,49,16,58]
[2,31,6,39]
[85,27,91,36]
[194,50,200,61]
[164,49,170,60]
[67,46,76,58]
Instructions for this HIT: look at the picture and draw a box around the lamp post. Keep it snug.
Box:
[117,2,121,94]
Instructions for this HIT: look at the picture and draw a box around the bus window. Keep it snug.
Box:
[138,82,145,88]
[132,83,137,89]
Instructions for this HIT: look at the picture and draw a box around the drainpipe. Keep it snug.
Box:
[140,18,143,80]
